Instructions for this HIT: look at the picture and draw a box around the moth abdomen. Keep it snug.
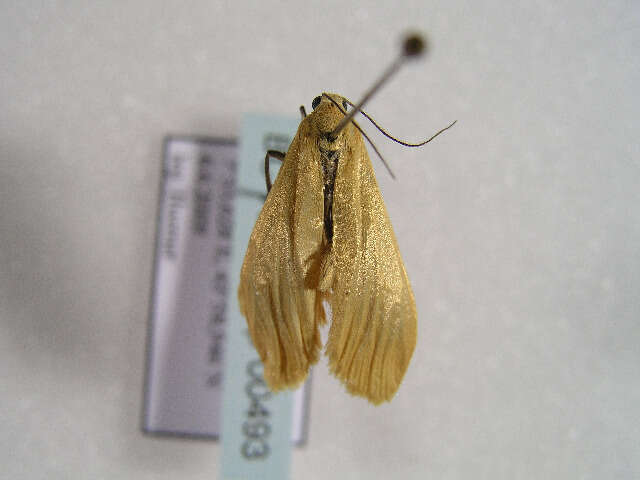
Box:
[319,145,341,245]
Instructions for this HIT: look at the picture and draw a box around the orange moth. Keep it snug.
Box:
[238,34,455,404]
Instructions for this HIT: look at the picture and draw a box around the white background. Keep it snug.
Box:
[1,1,639,479]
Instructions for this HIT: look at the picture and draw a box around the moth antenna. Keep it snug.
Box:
[347,97,457,147]
[323,93,396,179]
[353,121,396,179]
[329,33,427,139]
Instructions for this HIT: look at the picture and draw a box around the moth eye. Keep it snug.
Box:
[342,100,349,111]
[312,96,322,110]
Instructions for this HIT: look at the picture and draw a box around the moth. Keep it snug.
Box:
[238,35,454,404]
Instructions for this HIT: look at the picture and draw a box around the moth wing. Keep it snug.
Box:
[238,120,326,391]
[326,124,417,404]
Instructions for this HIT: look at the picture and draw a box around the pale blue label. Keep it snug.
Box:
[220,114,300,480]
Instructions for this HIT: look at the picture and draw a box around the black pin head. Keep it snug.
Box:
[403,33,427,59]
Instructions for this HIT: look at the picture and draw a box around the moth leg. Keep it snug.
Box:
[299,105,307,119]
[264,150,286,193]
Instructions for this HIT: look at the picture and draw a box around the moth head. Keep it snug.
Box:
[310,93,350,143]
[312,94,349,113]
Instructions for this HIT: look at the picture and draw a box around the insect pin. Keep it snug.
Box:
[238,33,455,404]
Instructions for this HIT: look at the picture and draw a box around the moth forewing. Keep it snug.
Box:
[238,120,325,391]
[325,121,417,404]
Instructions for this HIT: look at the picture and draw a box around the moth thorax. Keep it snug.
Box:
[318,132,343,152]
